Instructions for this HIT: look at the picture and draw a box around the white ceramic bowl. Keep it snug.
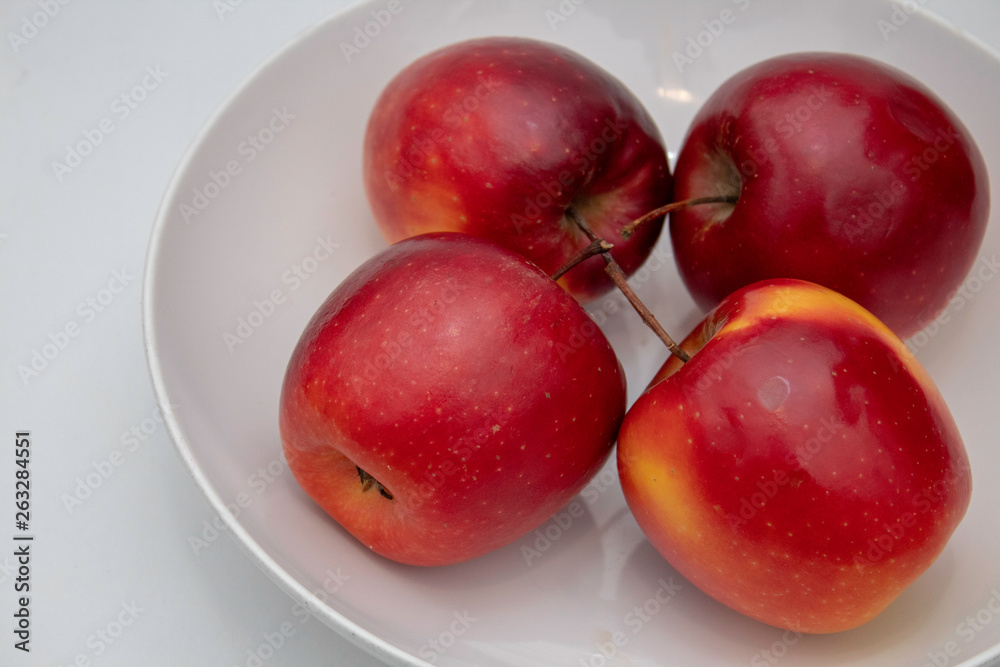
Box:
[143,1,1000,665]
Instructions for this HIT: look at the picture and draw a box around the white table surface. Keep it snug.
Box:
[2,1,1000,666]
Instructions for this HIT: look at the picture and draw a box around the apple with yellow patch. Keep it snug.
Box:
[617,278,971,632]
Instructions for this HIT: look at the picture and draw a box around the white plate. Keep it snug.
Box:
[143,1,1000,665]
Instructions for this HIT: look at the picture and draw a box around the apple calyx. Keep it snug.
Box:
[356,466,393,500]
[620,195,739,239]
[563,207,691,364]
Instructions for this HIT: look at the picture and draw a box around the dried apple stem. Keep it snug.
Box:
[550,238,613,281]
[565,208,690,363]
[357,466,393,500]
[620,195,739,239]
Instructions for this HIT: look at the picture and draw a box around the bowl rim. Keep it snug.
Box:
[140,0,427,664]
[139,2,1000,666]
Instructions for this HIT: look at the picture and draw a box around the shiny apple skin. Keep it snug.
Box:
[618,279,971,633]
[363,36,671,303]
[279,233,626,566]
[670,52,989,338]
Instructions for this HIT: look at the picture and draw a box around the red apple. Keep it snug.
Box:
[363,36,671,303]
[670,52,989,338]
[617,279,971,633]
[279,232,626,566]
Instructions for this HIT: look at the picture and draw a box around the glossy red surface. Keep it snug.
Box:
[363,36,672,303]
[280,233,626,566]
[670,52,989,337]
[618,279,971,632]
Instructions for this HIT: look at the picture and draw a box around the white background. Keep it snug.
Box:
[1,1,1000,666]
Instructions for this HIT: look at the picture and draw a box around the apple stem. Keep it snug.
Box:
[550,238,614,281]
[620,195,739,239]
[566,208,691,363]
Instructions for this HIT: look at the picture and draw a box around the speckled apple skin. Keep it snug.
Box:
[363,36,671,304]
[280,233,626,566]
[670,52,989,338]
[618,279,971,633]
